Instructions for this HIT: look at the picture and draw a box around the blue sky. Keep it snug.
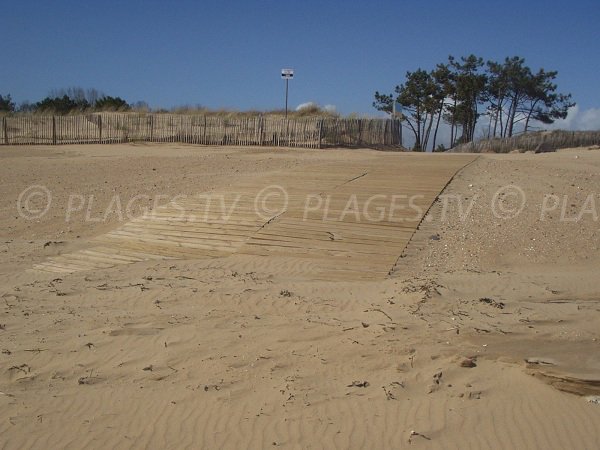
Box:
[2,0,599,126]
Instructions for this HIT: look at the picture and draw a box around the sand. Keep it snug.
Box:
[1,143,599,449]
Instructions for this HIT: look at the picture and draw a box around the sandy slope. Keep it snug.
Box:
[1,144,599,449]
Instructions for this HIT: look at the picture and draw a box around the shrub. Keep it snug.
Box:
[0,94,15,112]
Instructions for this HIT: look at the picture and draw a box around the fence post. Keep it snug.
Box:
[149,114,153,142]
[258,115,264,146]
[3,116,7,145]
[317,119,323,149]
[397,119,402,147]
[98,114,103,143]
[52,116,57,145]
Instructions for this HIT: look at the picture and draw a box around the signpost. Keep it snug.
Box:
[281,68,294,118]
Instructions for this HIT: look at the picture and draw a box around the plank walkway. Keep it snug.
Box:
[33,154,476,280]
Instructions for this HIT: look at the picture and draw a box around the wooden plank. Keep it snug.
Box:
[31,154,476,277]
[2,116,7,145]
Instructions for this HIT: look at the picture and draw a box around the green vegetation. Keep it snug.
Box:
[0,87,132,115]
[374,55,575,151]
[93,96,130,111]
[36,95,86,114]
[0,94,15,112]
[35,88,131,114]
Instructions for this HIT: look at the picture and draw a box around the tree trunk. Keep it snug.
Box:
[524,99,539,133]
[423,112,434,151]
[492,94,503,137]
[415,108,422,151]
[506,95,517,137]
[470,93,478,141]
[404,118,420,151]
[431,102,444,151]
[450,97,457,147]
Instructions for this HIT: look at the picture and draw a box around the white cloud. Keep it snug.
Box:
[296,102,317,111]
[546,105,600,131]
[577,107,600,130]
[295,102,337,113]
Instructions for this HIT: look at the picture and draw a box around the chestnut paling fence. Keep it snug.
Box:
[0,113,402,149]
[451,130,600,153]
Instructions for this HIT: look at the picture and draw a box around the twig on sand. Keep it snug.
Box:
[9,364,31,375]
[367,308,394,322]
[409,430,431,443]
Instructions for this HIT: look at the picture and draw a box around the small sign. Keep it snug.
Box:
[281,68,294,79]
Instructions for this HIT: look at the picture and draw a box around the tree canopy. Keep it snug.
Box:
[36,95,87,114]
[94,96,130,111]
[35,89,131,114]
[374,55,575,150]
[0,87,132,114]
[0,94,15,112]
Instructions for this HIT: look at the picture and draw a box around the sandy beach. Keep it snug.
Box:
[1,143,599,449]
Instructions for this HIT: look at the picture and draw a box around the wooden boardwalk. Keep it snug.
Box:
[33,154,476,280]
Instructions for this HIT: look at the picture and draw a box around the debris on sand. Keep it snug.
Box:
[347,380,369,388]
[525,357,556,366]
[586,396,600,405]
[479,297,505,309]
[409,430,431,443]
[43,241,65,248]
[460,358,477,368]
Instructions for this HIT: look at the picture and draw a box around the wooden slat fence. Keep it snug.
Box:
[0,113,402,149]
[452,130,600,153]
